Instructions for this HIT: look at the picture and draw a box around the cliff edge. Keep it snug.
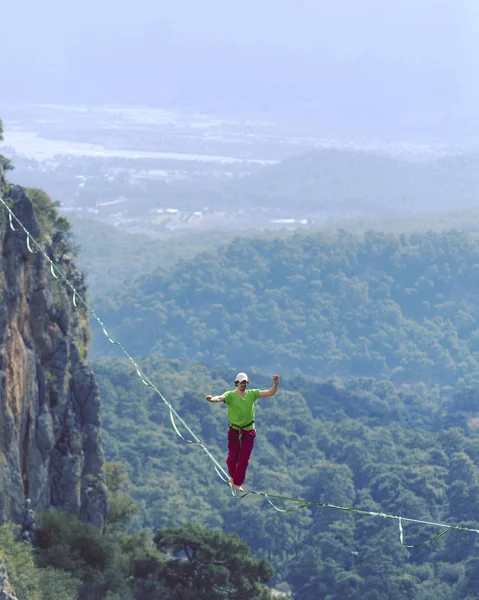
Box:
[0,173,106,530]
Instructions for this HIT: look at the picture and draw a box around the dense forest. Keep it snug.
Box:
[91,230,479,391]
[1,500,275,600]
[83,225,479,598]
[68,216,233,294]
[93,354,479,599]
[71,205,479,296]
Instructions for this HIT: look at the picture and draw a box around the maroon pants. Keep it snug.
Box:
[226,427,256,486]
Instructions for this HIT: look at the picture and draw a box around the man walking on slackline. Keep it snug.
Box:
[205,373,280,492]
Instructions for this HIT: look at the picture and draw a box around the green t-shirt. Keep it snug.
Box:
[223,389,261,430]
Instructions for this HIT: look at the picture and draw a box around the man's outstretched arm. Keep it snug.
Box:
[205,394,225,403]
[259,375,280,398]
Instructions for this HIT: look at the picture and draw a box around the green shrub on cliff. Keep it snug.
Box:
[0,524,41,600]
[0,119,14,172]
[0,524,79,600]
[25,187,79,258]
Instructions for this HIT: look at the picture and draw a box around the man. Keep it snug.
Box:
[205,372,280,492]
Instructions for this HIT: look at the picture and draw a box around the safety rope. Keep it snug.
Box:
[2,193,479,549]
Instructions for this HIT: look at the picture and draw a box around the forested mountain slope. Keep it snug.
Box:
[91,230,479,390]
[228,150,479,214]
[95,354,479,600]
[69,216,231,294]
[68,205,479,300]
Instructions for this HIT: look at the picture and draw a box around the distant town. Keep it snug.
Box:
[0,104,379,235]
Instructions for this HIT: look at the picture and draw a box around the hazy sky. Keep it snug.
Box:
[2,1,479,136]
[3,0,476,52]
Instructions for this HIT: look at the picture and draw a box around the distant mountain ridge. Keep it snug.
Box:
[229,149,479,215]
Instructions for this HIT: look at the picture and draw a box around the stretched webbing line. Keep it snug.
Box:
[0,195,230,484]
[232,491,477,548]
[2,195,479,549]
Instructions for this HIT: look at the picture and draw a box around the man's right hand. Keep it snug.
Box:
[205,395,213,402]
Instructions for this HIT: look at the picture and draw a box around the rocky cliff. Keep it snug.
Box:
[0,174,107,530]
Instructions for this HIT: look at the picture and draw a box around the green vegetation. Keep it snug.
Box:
[68,203,479,301]
[26,188,60,236]
[68,216,236,295]
[92,354,479,599]
[0,119,14,171]
[26,188,79,258]
[84,227,479,598]
[34,504,274,599]
[154,524,274,600]
[0,524,79,600]
[0,459,275,600]
[104,462,138,535]
[91,230,479,391]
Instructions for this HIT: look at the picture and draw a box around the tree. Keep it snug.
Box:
[0,118,14,171]
[38,568,80,600]
[0,524,41,600]
[0,155,14,171]
[25,187,79,257]
[52,216,79,259]
[26,188,59,233]
[104,462,139,535]
[0,524,80,600]
[154,524,274,600]
[35,511,117,599]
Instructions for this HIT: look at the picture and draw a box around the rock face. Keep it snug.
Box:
[0,178,107,530]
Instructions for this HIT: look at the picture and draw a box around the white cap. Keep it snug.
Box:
[235,372,249,382]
